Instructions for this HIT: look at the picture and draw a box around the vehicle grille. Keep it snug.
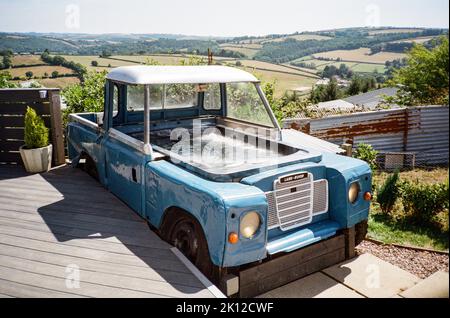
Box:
[266,172,329,231]
[313,179,328,215]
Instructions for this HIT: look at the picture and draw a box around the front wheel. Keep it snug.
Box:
[167,215,217,281]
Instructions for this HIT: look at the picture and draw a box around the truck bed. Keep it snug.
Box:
[124,118,322,181]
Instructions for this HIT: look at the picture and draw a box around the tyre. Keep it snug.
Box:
[164,212,217,281]
[80,154,99,181]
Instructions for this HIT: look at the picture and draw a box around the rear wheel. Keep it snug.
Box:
[79,154,99,181]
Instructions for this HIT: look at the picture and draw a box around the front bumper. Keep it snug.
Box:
[238,233,346,298]
[266,220,340,255]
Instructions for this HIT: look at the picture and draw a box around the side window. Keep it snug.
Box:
[165,84,198,109]
[112,84,119,117]
[127,85,163,111]
[203,84,221,110]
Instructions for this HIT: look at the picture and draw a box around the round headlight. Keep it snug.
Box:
[240,211,261,238]
[348,182,360,203]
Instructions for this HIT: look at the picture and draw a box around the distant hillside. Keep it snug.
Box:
[1,27,448,88]
[0,33,242,58]
[0,27,447,59]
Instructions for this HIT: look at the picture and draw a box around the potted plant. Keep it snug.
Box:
[19,106,52,173]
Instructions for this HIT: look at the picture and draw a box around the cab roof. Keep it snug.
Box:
[106,65,259,85]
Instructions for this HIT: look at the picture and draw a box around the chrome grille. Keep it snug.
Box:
[273,173,313,231]
[266,173,329,230]
[313,179,328,215]
[266,192,278,227]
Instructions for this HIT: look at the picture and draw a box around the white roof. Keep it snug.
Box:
[317,99,356,110]
[106,65,259,85]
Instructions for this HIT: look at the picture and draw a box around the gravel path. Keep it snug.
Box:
[356,240,449,279]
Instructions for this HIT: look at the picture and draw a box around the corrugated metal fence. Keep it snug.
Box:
[284,106,449,167]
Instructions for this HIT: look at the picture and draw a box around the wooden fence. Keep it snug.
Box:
[0,88,65,166]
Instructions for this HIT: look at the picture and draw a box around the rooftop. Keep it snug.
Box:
[343,87,399,109]
[106,65,259,85]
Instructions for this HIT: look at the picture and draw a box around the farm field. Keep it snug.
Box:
[290,56,387,74]
[60,55,137,71]
[9,65,74,78]
[391,36,438,44]
[368,28,423,35]
[60,54,318,96]
[221,59,319,96]
[350,63,386,73]
[11,55,44,66]
[248,70,317,96]
[291,57,336,67]
[228,59,319,78]
[110,54,210,65]
[219,44,261,58]
[262,34,333,43]
[280,63,321,75]
[312,48,406,64]
[36,76,80,88]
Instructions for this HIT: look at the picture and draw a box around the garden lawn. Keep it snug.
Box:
[368,168,449,251]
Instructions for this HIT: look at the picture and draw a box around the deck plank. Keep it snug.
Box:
[0,255,211,298]
[0,244,204,288]
[0,166,217,298]
[0,278,85,298]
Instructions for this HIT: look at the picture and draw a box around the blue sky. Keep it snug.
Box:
[0,0,448,36]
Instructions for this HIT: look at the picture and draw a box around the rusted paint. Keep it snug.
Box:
[292,111,420,141]
[316,116,406,139]
[283,106,448,166]
[290,121,310,134]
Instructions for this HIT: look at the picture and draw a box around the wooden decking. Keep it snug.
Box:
[0,165,221,298]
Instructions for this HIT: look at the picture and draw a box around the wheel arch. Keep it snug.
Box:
[159,206,219,265]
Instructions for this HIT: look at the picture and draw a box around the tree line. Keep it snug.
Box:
[254,29,447,63]
[40,50,86,78]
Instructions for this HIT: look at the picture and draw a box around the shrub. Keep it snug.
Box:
[354,143,378,171]
[401,180,449,223]
[377,170,400,214]
[0,72,18,88]
[62,70,107,127]
[24,106,49,149]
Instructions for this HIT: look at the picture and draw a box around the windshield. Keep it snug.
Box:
[226,82,275,127]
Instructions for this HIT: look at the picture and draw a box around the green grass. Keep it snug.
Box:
[368,168,449,251]
[368,209,449,251]
[351,63,386,73]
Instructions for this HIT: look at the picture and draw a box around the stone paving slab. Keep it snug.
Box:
[400,271,449,298]
[322,253,420,298]
[257,272,364,298]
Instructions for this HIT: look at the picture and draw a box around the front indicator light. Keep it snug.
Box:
[364,192,372,201]
[228,232,239,244]
[240,211,261,239]
[348,182,360,204]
